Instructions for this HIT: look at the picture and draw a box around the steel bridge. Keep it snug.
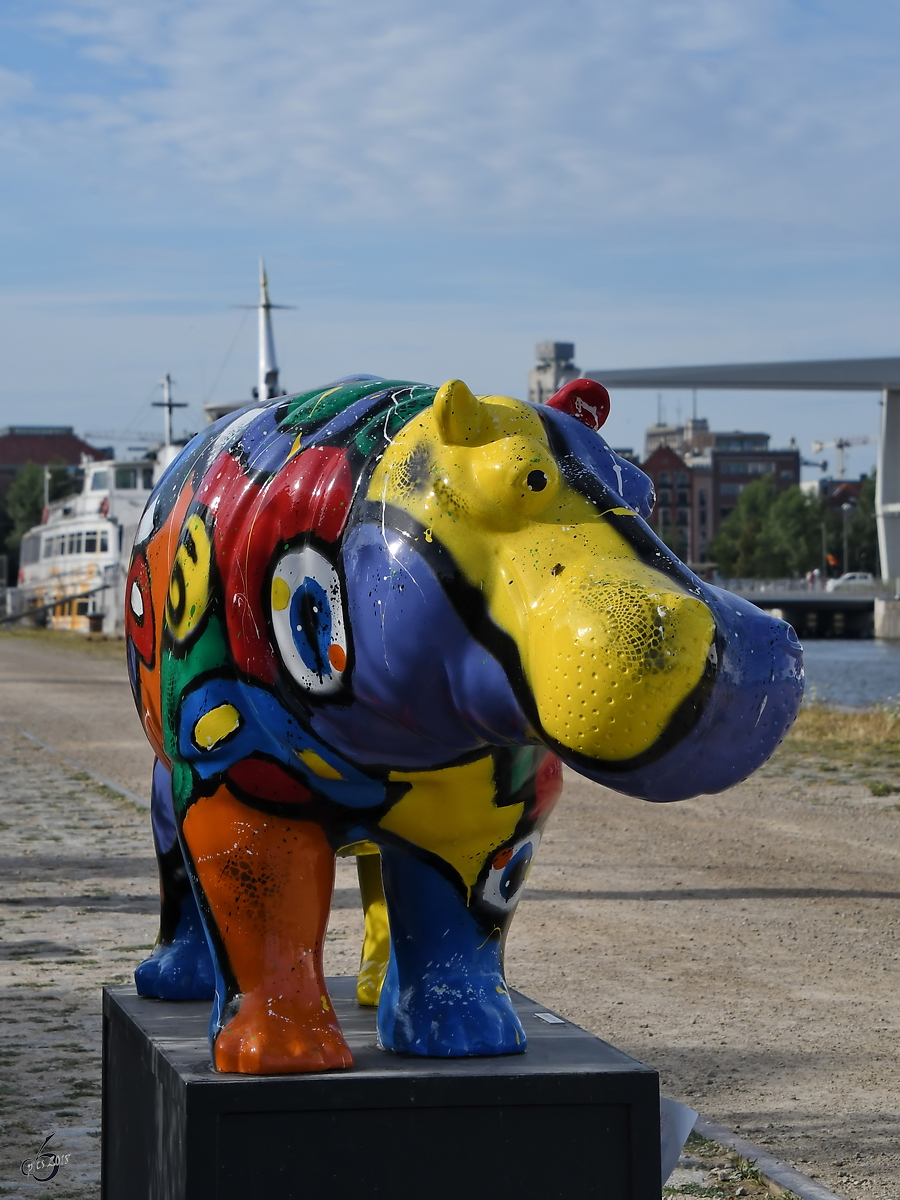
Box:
[581,357,900,581]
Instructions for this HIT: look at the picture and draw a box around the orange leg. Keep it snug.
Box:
[182,784,352,1074]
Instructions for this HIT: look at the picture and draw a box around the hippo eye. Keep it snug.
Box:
[526,470,548,492]
[270,546,348,695]
[479,834,541,913]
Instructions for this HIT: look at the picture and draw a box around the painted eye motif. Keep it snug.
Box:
[526,469,548,492]
[270,545,348,695]
[480,833,541,913]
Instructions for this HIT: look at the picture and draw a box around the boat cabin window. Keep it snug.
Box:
[20,533,41,566]
[39,528,109,559]
[91,471,110,491]
[113,466,153,490]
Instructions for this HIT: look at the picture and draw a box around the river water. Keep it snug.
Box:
[800,639,900,708]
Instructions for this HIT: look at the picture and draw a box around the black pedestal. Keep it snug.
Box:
[102,979,660,1200]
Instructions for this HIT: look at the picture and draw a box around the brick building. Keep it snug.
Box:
[641,446,695,560]
[0,426,109,499]
[640,419,800,564]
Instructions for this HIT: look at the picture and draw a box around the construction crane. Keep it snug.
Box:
[811,436,870,479]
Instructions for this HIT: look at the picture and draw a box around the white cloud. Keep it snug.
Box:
[0,0,896,234]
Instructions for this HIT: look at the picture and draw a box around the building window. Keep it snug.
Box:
[676,490,689,506]
[719,461,775,475]
[658,490,671,506]
[661,509,671,526]
[677,509,689,526]
[676,472,689,487]
[720,483,744,497]
[659,472,671,487]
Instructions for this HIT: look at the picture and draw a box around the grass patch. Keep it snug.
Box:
[663,1186,724,1198]
[0,625,126,661]
[869,781,897,796]
[766,702,900,786]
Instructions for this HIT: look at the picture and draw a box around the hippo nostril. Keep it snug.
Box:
[526,470,548,491]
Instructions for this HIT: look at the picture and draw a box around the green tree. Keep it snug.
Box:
[710,474,826,578]
[756,486,826,577]
[846,473,878,574]
[710,474,779,577]
[2,460,78,576]
[4,462,44,555]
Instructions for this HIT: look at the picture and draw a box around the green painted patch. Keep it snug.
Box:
[162,615,230,809]
[281,379,418,430]
[353,386,437,456]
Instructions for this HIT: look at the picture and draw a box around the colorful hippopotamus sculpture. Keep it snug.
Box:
[127,375,803,1074]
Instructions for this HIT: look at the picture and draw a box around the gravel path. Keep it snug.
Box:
[0,630,898,1199]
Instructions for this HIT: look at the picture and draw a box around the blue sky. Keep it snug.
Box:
[1,0,898,477]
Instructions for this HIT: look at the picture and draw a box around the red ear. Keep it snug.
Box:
[546,379,610,431]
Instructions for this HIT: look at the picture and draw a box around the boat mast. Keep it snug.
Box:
[153,373,188,446]
[254,260,292,401]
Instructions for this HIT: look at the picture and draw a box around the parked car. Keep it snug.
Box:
[825,571,875,592]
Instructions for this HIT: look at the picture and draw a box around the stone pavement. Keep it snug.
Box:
[0,719,156,1197]
[0,715,366,1198]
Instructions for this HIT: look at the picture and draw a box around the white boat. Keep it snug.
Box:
[15,262,287,635]
[17,459,157,634]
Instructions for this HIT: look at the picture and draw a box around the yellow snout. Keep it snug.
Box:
[522,561,715,762]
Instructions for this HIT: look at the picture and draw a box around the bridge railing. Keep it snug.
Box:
[718,577,897,598]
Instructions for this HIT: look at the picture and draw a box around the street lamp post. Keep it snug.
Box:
[841,501,855,575]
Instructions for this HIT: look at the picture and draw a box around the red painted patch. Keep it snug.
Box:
[227,757,314,806]
[125,553,155,666]
[532,753,563,819]
[546,379,610,431]
[210,445,354,682]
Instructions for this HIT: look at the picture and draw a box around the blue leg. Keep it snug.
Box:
[376,845,526,1057]
[134,759,215,1001]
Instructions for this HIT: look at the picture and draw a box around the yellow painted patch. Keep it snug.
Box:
[380,756,523,892]
[298,749,343,780]
[356,852,390,1007]
[335,839,380,858]
[271,576,290,611]
[193,703,242,751]
[167,514,213,642]
[367,383,714,762]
